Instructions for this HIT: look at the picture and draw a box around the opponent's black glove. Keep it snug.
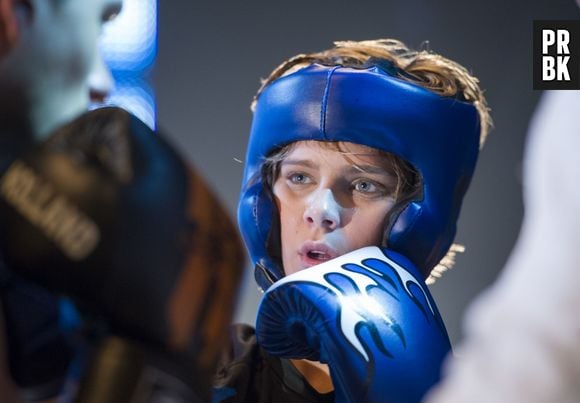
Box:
[0,107,244,402]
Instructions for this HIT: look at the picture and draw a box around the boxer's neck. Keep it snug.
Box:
[290,359,334,394]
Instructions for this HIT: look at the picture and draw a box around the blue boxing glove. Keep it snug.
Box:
[256,246,451,403]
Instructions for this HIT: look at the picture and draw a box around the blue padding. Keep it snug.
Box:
[238,64,480,290]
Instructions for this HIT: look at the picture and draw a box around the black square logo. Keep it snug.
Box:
[533,20,580,90]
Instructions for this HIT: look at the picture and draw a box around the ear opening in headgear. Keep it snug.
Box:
[381,168,424,249]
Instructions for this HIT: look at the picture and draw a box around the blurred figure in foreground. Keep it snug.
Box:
[0,1,244,402]
[426,90,580,403]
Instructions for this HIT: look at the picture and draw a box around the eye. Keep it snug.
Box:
[102,3,123,24]
[351,178,393,198]
[353,179,378,193]
[288,172,312,185]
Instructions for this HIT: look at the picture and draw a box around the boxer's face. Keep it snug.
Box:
[0,0,122,137]
[273,141,398,276]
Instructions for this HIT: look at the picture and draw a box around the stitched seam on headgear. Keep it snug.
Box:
[252,194,261,236]
[252,194,272,286]
[399,205,429,274]
[385,202,425,269]
[320,66,340,139]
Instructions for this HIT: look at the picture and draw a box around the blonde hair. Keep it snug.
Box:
[252,39,492,147]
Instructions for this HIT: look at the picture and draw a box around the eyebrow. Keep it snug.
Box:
[280,159,319,169]
[281,160,394,177]
[350,164,395,176]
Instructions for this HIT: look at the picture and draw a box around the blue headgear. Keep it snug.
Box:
[238,64,480,290]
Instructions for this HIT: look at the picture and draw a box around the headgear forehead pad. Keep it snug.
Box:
[238,64,480,290]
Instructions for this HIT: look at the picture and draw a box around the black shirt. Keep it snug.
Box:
[213,324,334,403]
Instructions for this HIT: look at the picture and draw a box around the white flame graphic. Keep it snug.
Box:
[270,246,435,362]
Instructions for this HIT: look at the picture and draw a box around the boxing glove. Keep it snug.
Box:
[256,246,451,403]
[0,107,245,402]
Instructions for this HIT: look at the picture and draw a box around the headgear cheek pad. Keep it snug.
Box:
[238,64,480,290]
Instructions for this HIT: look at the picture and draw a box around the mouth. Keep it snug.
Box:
[299,242,338,268]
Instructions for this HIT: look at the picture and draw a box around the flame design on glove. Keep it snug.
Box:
[271,247,436,362]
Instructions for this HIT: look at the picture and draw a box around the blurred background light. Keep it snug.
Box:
[100,0,157,72]
[94,0,157,129]
[106,75,156,129]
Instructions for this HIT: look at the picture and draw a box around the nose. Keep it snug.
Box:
[303,189,342,231]
[88,48,115,104]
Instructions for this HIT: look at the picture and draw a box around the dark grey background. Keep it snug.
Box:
[155,0,577,344]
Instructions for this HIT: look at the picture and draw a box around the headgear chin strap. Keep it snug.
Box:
[238,64,480,290]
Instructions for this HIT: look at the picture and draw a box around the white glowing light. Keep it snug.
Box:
[100,0,157,71]
[95,0,158,128]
